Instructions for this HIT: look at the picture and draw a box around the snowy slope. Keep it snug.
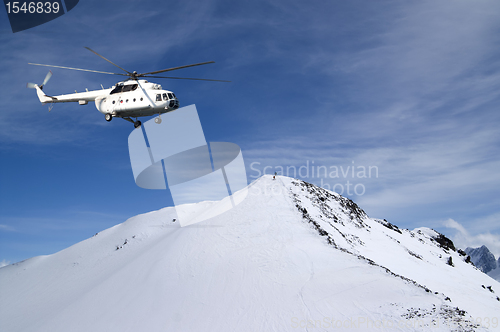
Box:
[287,178,500,328]
[0,175,498,332]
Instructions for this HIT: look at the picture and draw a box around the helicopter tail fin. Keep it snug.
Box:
[31,85,57,105]
[35,85,51,104]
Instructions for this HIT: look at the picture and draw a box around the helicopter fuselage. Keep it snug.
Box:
[28,47,226,127]
[35,79,179,119]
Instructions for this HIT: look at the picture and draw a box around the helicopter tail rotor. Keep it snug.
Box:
[27,70,52,90]
[27,71,57,105]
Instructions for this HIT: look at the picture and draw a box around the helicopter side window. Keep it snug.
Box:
[122,84,138,93]
[111,84,137,94]
[168,93,173,99]
[156,94,162,102]
[163,93,168,101]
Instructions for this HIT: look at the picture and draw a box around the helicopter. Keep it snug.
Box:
[27,47,229,128]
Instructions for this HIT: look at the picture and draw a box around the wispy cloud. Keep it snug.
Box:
[0,224,16,232]
[235,1,500,238]
[0,259,10,268]
[443,218,500,258]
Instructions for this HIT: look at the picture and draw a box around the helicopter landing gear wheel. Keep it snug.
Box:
[105,113,112,122]
[154,117,162,124]
[134,120,142,128]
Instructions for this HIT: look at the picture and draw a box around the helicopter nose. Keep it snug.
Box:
[169,98,179,109]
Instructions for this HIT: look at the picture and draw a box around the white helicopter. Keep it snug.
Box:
[27,47,229,128]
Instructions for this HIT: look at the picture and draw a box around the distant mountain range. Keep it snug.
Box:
[465,245,500,282]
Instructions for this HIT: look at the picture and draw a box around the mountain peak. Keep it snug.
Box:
[465,245,498,274]
[1,175,499,331]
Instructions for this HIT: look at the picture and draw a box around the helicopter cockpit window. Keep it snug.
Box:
[110,85,123,95]
[162,93,168,101]
[156,94,162,101]
[168,93,173,99]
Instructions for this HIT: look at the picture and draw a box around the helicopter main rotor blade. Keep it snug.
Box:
[28,63,129,76]
[139,61,215,76]
[144,75,230,82]
[84,47,131,75]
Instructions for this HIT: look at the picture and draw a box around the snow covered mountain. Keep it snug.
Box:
[465,246,500,282]
[465,246,498,273]
[1,175,499,331]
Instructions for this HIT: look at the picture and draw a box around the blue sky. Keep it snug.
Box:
[1,0,500,264]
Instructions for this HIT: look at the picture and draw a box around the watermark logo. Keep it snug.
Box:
[128,105,248,227]
[3,0,79,33]
[250,160,379,196]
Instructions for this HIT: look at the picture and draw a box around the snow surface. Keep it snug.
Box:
[0,175,499,331]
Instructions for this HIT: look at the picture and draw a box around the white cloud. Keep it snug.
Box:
[0,260,10,268]
[443,218,500,258]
